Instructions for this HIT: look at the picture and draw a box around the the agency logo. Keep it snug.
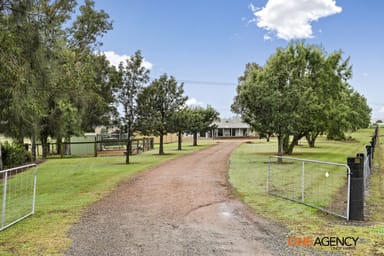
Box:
[288,236,359,251]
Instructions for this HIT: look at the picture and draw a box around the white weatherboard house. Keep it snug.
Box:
[211,121,251,138]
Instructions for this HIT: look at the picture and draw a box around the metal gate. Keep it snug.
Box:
[1,163,37,231]
[267,156,351,220]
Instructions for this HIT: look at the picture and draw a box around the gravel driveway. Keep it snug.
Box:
[66,141,298,255]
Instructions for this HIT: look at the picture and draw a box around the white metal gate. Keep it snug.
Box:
[1,163,37,231]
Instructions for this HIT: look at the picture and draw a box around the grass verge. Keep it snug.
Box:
[229,128,384,255]
[0,141,215,256]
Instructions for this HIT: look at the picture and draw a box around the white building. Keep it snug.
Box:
[211,121,252,138]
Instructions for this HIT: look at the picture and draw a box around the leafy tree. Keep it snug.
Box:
[0,0,115,160]
[232,41,370,157]
[185,106,220,146]
[231,63,275,141]
[169,106,219,150]
[77,53,119,133]
[137,74,187,155]
[38,0,113,158]
[115,50,150,164]
[0,0,77,158]
[65,0,115,131]
[169,108,189,151]
[67,0,112,54]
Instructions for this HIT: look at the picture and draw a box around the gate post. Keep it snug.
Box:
[366,145,372,169]
[347,155,364,220]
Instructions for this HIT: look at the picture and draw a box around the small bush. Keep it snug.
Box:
[1,142,32,168]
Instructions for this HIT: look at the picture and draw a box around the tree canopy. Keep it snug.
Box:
[185,106,220,146]
[115,50,150,164]
[0,1,221,162]
[232,41,371,156]
[136,74,187,155]
[0,0,116,159]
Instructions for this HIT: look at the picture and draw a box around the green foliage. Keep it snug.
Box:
[68,0,112,52]
[232,41,371,155]
[80,53,119,132]
[114,50,150,163]
[0,142,31,168]
[169,108,190,150]
[0,0,115,159]
[137,74,187,154]
[185,105,220,146]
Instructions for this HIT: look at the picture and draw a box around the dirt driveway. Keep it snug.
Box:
[66,141,293,256]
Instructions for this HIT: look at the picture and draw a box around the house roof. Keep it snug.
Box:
[213,122,250,129]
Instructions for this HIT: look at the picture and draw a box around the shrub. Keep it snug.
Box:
[0,142,32,168]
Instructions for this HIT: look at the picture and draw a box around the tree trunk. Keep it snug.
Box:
[286,135,300,155]
[193,132,198,146]
[277,135,283,164]
[31,132,36,162]
[125,130,131,164]
[57,137,62,155]
[177,131,182,151]
[283,135,290,154]
[159,131,164,155]
[306,132,319,148]
[41,135,48,159]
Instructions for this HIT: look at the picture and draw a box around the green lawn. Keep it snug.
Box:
[229,128,384,255]
[0,141,215,256]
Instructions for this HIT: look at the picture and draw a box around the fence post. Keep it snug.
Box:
[32,165,37,214]
[94,137,98,157]
[1,171,8,228]
[371,136,377,159]
[302,161,305,203]
[366,145,372,169]
[347,155,364,220]
[266,157,271,193]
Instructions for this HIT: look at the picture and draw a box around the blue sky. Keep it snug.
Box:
[89,0,384,119]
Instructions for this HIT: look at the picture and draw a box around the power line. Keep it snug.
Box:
[179,80,237,87]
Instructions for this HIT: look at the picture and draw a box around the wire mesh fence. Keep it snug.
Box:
[1,163,37,231]
[267,156,351,219]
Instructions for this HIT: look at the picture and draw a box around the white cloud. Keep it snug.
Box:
[102,51,153,70]
[186,98,204,107]
[250,0,342,40]
[379,106,384,113]
[263,34,272,41]
[248,3,260,13]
